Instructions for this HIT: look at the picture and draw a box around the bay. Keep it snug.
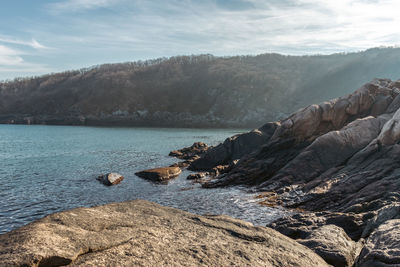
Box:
[0,125,285,234]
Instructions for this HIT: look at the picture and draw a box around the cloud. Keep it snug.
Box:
[41,0,400,56]
[0,44,51,79]
[3,0,400,79]
[0,45,24,66]
[0,36,48,49]
[47,0,120,13]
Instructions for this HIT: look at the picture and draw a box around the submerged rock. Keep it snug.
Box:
[97,172,124,186]
[0,200,329,267]
[135,167,182,182]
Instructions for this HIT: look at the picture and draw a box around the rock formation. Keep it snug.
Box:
[169,142,209,160]
[135,166,182,182]
[174,79,400,266]
[97,173,124,186]
[0,200,329,267]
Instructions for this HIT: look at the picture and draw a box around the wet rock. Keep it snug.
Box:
[187,172,208,180]
[356,219,400,266]
[0,200,329,267]
[97,172,124,186]
[135,167,182,182]
[170,161,191,168]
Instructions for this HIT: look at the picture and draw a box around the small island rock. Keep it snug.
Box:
[97,173,124,186]
[135,167,182,182]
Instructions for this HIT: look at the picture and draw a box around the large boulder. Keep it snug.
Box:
[0,200,330,267]
[135,167,181,182]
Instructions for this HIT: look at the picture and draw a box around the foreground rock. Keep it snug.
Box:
[0,200,329,267]
[135,166,181,182]
[97,172,124,185]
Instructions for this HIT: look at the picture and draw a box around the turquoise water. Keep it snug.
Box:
[0,125,284,234]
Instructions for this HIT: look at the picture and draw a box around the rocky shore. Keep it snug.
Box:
[166,78,400,266]
[2,78,400,266]
[0,200,328,267]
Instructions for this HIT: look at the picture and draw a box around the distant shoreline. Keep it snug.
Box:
[0,114,260,129]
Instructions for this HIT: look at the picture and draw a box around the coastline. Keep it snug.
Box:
[0,113,271,129]
[2,79,400,266]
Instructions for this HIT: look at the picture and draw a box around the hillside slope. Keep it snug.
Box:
[1,47,400,127]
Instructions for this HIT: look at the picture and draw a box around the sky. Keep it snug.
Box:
[1,0,400,80]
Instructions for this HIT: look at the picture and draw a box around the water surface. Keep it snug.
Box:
[0,125,285,234]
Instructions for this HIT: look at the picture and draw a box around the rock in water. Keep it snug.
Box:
[97,173,124,186]
[0,200,329,267]
[135,167,181,182]
[169,142,209,160]
[187,172,208,180]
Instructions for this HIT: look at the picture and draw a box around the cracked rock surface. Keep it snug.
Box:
[0,200,328,267]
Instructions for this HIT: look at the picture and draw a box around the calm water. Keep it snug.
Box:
[0,125,285,234]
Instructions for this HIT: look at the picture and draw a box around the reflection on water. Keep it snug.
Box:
[0,125,286,234]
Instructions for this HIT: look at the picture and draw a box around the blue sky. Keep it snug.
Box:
[1,0,400,80]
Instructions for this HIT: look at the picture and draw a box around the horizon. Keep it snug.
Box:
[1,0,400,80]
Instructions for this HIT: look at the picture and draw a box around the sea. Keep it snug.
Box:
[0,125,286,234]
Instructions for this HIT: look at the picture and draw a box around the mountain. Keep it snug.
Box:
[1,47,400,127]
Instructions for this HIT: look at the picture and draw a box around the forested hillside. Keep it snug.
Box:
[1,47,400,127]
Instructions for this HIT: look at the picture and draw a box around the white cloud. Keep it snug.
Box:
[0,45,24,66]
[3,0,400,79]
[48,0,120,13]
[0,36,48,50]
[42,0,400,56]
[0,44,51,79]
